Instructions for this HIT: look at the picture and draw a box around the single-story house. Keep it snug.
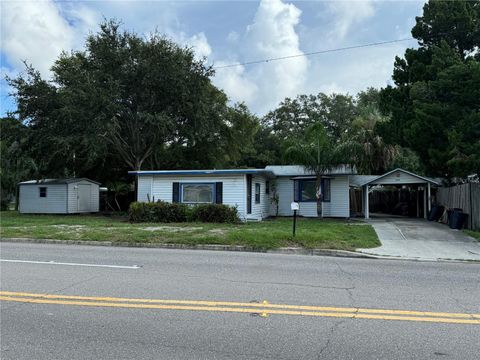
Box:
[18,178,100,214]
[129,166,440,221]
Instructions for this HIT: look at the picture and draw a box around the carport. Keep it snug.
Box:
[350,168,440,220]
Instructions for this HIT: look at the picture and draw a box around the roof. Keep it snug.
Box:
[349,175,379,187]
[350,168,440,187]
[264,165,355,176]
[129,169,276,177]
[131,165,355,177]
[18,178,101,185]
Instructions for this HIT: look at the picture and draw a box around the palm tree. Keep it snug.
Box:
[107,181,130,212]
[285,123,348,218]
[342,105,398,174]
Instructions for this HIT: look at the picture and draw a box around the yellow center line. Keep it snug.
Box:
[1,296,479,325]
[1,291,478,320]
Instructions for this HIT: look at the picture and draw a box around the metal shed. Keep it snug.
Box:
[18,178,100,214]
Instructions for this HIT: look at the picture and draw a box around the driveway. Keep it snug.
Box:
[359,217,480,261]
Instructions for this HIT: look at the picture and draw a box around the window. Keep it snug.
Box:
[265,181,270,194]
[39,187,47,198]
[295,179,331,202]
[299,180,316,202]
[181,183,214,204]
[255,183,261,204]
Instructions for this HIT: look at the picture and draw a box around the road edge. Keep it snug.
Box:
[0,237,376,259]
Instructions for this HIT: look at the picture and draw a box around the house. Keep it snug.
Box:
[129,165,354,221]
[130,166,441,221]
[18,178,100,214]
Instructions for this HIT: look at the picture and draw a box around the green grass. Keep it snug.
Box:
[0,211,379,251]
[464,230,480,241]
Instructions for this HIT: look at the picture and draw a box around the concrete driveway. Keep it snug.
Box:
[359,217,480,261]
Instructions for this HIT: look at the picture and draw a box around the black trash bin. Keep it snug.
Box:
[449,211,468,230]
[447,208,463,222]
[428,205,444,221]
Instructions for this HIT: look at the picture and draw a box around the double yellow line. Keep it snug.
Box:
[1,291,479,325]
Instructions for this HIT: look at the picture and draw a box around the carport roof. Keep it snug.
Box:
[349,175,379,187]
[349,168,440,187]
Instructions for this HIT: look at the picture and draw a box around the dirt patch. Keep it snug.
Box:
[142,226,203,233]
[208,229,228,235]
[52,225,86,229]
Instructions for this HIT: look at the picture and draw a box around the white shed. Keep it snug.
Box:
[18,178,100,214]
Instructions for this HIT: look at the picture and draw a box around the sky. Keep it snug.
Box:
[0,0,426,116]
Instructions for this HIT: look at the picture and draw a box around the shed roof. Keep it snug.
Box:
[18,178,101,185]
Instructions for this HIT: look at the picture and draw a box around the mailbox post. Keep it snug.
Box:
[291,202,299,237]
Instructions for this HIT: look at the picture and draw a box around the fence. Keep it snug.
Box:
[436,183,480,230]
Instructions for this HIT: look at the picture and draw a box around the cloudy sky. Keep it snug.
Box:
[0,0,425,116]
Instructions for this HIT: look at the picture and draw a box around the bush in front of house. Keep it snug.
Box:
[128,201,239,223]
[128,201,187,222]
[188,203,240,223]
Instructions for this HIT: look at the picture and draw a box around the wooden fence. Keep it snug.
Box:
[436,183,480,230]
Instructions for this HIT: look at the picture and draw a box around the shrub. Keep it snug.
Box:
[189,204,240,223]
[129,201,188,223]
[129,201,239,223]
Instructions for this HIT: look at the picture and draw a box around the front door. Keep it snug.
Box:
[78,184,91,211]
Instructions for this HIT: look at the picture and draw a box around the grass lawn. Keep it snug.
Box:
[0,211,379,251]
[464,230,480,241]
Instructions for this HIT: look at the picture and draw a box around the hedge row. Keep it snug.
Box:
[128,201,240,223]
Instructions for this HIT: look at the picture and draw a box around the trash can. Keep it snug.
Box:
[449,211,468,230]
[428,205,444,221]
[447,208,463,222]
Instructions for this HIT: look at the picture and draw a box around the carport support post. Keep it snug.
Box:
[364,185,369,219]
[416,185,420,218]
[427,183,431,213]
[423,185,427,219]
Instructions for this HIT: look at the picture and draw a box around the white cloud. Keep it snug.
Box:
[327,0,376,40]
[184,32,212,59]
[226,31,240,44]
[305,42,409,96]
[1,0,77,78]
[214,63,258,103]
[213,0,308,114]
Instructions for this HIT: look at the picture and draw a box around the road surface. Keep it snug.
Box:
[1,242,479,359]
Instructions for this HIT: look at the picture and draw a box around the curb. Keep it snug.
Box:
[0,237,376,259]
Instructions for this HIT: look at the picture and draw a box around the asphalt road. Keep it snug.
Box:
[1,242,479,359]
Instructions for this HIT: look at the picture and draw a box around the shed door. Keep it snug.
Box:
[78,184,91,211]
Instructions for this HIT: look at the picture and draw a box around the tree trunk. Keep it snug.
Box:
[114,194,122,212]
[316,175,323,218]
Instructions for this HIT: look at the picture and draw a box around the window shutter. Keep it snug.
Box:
[293,180,299,202]
[321,179,331,202]
[172,182,180,203]
[215,182,223,204]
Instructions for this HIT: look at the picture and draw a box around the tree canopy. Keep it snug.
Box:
[379,0,480,178]
[3,2,479,207]
[6,20,262,184]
